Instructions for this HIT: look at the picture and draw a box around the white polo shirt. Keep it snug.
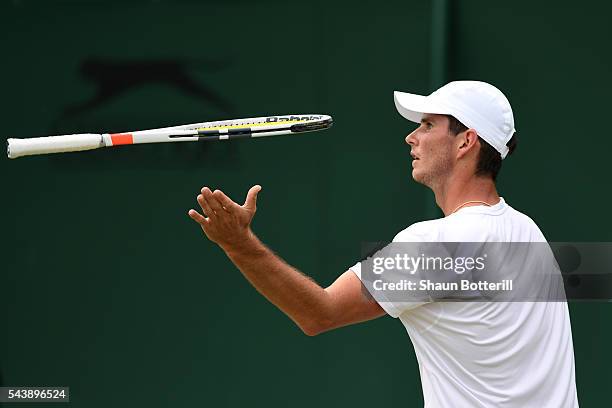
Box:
[351,198,579,407]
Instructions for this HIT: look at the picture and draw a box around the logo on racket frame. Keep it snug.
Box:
[265,115,323,123]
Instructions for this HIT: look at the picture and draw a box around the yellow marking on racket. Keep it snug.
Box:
[196,119,312,131]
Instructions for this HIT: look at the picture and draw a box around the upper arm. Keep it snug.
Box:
[319,270,386,333]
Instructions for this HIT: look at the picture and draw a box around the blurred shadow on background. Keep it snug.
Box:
[61,57,234,120]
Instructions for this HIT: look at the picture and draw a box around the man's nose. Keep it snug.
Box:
[406,130,417,146]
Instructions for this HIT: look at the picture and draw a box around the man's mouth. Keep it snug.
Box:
[411,152,420,160]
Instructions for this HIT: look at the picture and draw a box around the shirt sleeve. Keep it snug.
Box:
[350,261,411,318]
[349,223,441,318]
[349,219,454,318]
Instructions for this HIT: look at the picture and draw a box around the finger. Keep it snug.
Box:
[188,209,207,224]
[197,194,215,218]
[203,188,224,213]
[212,190,240,213]
[243,185,262,211]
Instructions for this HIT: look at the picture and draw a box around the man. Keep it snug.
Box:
[188,81,579,407]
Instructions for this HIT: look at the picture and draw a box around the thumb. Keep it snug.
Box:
[243,184,262,211]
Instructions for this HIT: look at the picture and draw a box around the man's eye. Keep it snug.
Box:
[425,122,433,130]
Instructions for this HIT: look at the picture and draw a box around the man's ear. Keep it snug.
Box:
[456,129,480,159]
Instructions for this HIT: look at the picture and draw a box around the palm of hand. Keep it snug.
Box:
[188,185,262,248]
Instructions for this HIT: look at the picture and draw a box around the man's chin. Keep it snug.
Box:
[411,169,425,184]
[411,170,434,188]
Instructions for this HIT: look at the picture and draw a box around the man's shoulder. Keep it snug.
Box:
[393,202,547,243]
[393,218,446,242]
[393,216,483,242]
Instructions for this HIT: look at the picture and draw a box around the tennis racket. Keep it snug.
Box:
[6,114,333,159]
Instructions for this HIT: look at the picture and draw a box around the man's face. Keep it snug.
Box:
[405,114,456,187]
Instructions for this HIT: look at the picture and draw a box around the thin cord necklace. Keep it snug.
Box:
[450,200,493,215]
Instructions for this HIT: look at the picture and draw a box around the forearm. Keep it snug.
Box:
[221,230,333,335]
[188,185,383,334]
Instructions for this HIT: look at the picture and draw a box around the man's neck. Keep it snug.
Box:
[432,173,500,216]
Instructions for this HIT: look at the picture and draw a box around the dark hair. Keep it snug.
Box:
[447,115,517,181]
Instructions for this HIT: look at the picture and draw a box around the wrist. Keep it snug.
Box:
[221,228,263,256]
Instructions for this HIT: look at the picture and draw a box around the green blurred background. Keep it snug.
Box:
[1,0,610,406]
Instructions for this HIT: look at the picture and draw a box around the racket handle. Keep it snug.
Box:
[7,134,104,159]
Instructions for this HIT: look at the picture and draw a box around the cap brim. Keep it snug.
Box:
[393,91,448,123]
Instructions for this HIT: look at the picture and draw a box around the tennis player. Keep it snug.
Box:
[188,81,579,407]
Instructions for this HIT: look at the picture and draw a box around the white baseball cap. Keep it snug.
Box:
[394,81,516,159]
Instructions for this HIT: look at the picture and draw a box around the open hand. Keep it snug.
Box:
[188,185,262,248]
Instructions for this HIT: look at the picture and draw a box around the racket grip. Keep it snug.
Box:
[7,134,104,159]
